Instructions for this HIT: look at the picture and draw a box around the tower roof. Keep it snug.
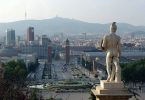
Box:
[66,38,69,42]
[48,38,51,43]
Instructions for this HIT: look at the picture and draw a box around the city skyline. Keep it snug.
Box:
[0,0,145,26]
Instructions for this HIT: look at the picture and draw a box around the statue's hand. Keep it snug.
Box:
[100,39,106,51]
[101,46,105,50]
[101,47,107,52]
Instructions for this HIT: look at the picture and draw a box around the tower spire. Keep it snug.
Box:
[25,10,27,20]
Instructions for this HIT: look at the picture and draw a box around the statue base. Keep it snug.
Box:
[91,80,132,100]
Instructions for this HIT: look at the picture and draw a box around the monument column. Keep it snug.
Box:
[48,38,52,64]
[65,39,70,65]
[47,39,52,79]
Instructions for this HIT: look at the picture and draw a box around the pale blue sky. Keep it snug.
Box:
[0,0,145,25]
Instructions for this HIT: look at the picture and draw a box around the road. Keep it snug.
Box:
[52,61,73,80]
[35,62,45,81]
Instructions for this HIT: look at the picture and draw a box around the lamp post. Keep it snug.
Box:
[95,57,100,79]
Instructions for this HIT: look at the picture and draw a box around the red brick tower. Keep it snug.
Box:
[48,39,52,64]
[65,39,70,65]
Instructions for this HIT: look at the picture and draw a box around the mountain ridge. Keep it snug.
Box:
[0,17,145,36]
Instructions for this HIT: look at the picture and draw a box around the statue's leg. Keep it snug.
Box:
[109,64,116,81]
[113,57,121,82]
[106,54,112,82]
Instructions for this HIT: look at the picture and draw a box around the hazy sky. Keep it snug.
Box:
[0,0,145,25]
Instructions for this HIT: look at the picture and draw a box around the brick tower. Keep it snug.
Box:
[65,39,70,65]
[48,39,52,64]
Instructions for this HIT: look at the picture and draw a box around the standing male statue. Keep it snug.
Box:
[101,22,121,82]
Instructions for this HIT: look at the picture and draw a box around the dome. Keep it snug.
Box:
[0,47,19,57]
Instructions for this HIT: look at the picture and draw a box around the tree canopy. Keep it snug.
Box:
[121,59,145,83]
[4,60,28,83]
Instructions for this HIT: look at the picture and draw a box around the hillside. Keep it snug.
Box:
[0,17,145,36]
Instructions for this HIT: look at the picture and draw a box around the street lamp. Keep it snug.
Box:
[95,57,100,61]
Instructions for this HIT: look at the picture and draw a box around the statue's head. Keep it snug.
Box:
[110,22,117,33]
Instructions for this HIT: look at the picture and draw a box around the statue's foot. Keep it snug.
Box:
[106,77,110,82]
[109,78,113,82]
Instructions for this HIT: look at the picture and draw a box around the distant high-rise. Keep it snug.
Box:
[16,36,20,46]
[40,35,49,46]
[6,29,15,46]
[65,39,70,65]
[27,27,34,42]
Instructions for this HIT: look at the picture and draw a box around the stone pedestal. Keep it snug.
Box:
[91,80,132,100]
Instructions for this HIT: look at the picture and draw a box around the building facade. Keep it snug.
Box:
[40,35,49,46]
[16,36,20,46]
[20,45,48,59]
[27,27,34,42]
[6,29,15,46]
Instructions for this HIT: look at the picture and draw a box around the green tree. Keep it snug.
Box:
[29,89,39,100]
[0,60,28,100]
[4,60,28,84]
[121,59,145,84]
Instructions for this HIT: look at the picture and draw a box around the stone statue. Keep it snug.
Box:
[101,22,121,82]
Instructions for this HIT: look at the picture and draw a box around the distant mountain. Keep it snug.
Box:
[0,17,145,36]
